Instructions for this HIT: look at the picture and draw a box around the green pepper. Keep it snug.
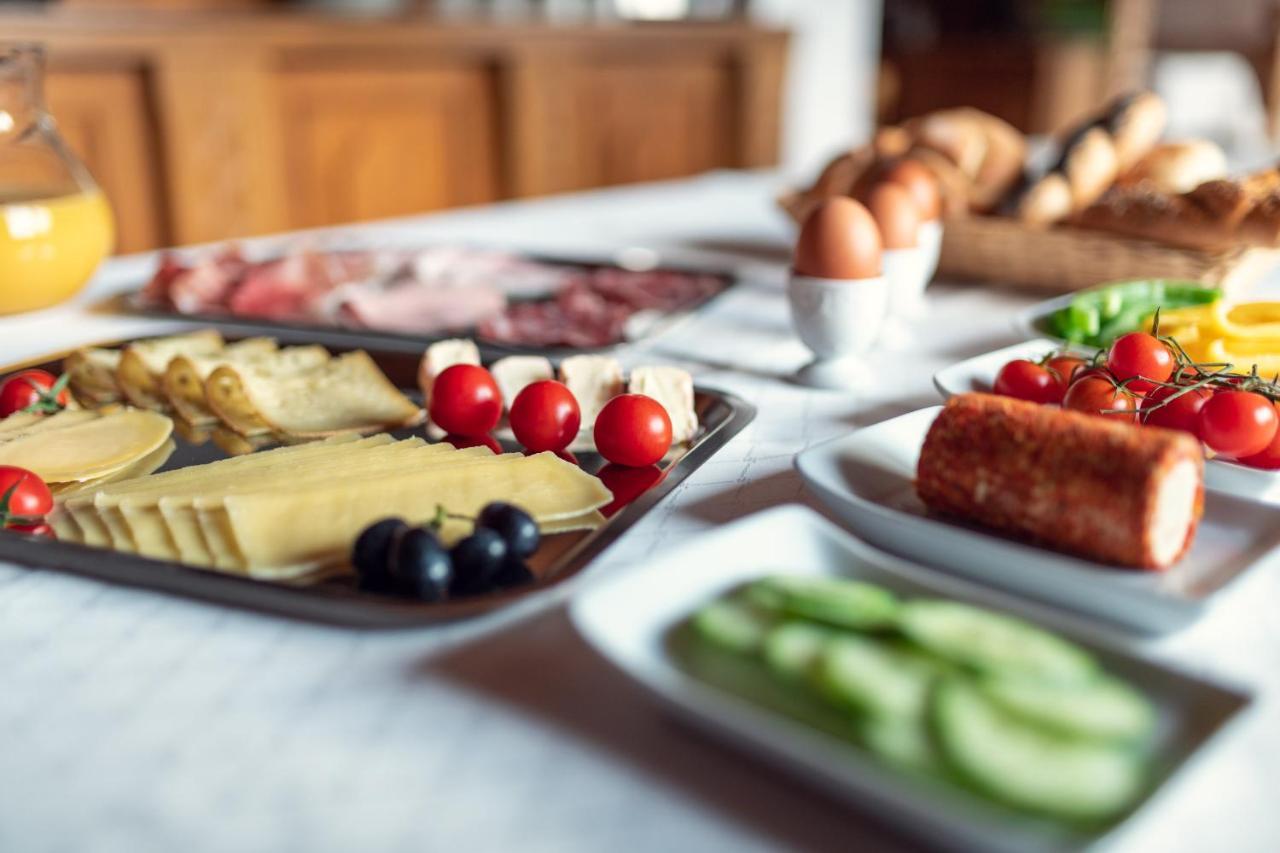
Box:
[1041,280,1221,348]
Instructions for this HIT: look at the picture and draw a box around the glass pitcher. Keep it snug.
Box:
[0,43,115,314]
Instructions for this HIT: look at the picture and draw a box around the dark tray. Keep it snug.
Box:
[0,333,755,626]
[115,250,739,359]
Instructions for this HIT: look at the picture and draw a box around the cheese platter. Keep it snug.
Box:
[115,244,738,357]
[0,331,754,626]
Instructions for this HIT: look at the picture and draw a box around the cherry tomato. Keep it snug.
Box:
[1199,390,1279,458]
[1143,384,1212,435]
[1044,354,1087,393]
[0,369,69,417]
[0,466,53,520]
[593,394,673,467]
[1062,376,1142,422]
[9,522,54,538]
[993,359,1061,404]
[429,364,503,437]
[1238,403,1280,468]
[597,463,665,518]
[509,380,581,453]
[442,433,502,455]
[1106,332,1174,393]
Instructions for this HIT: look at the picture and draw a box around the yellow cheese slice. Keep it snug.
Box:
[50,438,176,499]
[207,350,423,438]
[194,446,507,569]
[221,452,609,571]
[0,409,101,443]
[162,337,280,424]
[541,509,607,535]
[0,410,171,483]
[116,330,225,409]
[0,411,44,434]
[59,433,366,546]
[65,346,123,404]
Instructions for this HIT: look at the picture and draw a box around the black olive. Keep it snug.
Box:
[352,517,409,584]
[475,502,540,559]
[392,527,453,602]
[449,528,508,596]
[491,557,536,590]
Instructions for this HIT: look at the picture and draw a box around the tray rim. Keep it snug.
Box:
[0,336,756,627]
[569,504,1253,853]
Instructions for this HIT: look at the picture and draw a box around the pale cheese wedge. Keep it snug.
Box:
[208,350,422,437]
[0,410,171,483]
[49,438,176,500]
[65,346,123,404]
[162,337,281,424]
[117,330,225,409]
[221,451,609,572]
[419,338,481,403]
[57,433,366,546]
[628,365,698,443]
[559,355,623,428]
[491,355,554,410]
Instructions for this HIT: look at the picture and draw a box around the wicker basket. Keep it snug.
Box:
[938,215,1280,296]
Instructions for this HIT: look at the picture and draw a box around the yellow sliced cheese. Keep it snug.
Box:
[0,410,171,483]
[208,350,422,438]
[162,337,280,424]
[221,451,609,571]
[50,438,176,499]
[0,409,101,443]
[0,411,45,434]
[541,509,607,535]
[116,330,225,409]
[65,346,124,404]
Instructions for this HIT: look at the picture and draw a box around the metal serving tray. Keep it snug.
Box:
[115,250,740,359]
[0,333,755,626]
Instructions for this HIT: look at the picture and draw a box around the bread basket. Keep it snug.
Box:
[939,215,1280,296]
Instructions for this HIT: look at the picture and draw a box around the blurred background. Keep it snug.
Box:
[2,0,1277,254]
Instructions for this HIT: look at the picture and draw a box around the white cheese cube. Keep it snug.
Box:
[491,355,554,410]
[558,355,624,429]
[418,338,481,402]
[628,365,698,443]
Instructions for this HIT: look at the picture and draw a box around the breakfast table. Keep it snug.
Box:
[1,170,1276,853]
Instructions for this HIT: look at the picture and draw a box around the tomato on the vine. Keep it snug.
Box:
[428,364,503,437]
[1143,384,1212,436]
[1199,390,1278,458]
[0,370,69,417]
[993,359,1061,404]
[593,394,673,467]
[1044,354,1088,393]
[1106,332,1174,393]
[0,466,53,523]
[1062,376,1142,422]
[509,380,581,453]
[1238,402,1280,468]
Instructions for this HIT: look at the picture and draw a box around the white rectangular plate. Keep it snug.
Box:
[569,506,1249,852]
[933,339,1280,504]
[796,407,1280,632]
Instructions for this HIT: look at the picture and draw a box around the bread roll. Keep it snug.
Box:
[1016,174,1074,227]
[1103,91,1168,172]
[1121,141,1228,194]
[1058,127,1120,209]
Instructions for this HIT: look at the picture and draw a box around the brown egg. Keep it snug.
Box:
[793,197,882,279]
[864,182,921,249]
[880,158,942,221]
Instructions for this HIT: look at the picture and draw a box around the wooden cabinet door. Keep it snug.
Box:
[277,67,500,230]
[45,69,167,254]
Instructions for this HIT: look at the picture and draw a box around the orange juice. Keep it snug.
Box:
[0,189,115,314]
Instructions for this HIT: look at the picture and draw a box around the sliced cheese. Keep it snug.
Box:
[0,409,101,443]
[162,337,280,424]
[202,345,335,435]
[0,412,44,434]
[541,509,606,535]
[628,365,698,443]
[418,338,481,403]
[64,346,123,404]
[208,350,421,437]
[0,410,171,483]
[221,451,609,571]
[50,438,176,499]
[559,355,623,428]
[116,330,224,409]
[491,355,554,410]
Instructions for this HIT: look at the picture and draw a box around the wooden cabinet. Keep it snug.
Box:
[5,10,786,250]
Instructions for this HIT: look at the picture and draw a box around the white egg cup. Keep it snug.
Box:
[787,273,888,389]
[878,246,933,349]
[918,218,943,284]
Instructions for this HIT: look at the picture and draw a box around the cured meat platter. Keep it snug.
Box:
[117,244,738,357]
[0,332,754,626]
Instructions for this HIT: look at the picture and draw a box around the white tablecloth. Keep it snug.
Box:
[1,172,1276,853]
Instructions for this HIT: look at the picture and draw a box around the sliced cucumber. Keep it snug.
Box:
[899,600,1096,683]
[932,679,1146,823]
[748,575,899,631]
[858,716,938,773]
[691,599,774,656]
[980,675,1156,744]
[817,636,940,720]
[762,622,832,681]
